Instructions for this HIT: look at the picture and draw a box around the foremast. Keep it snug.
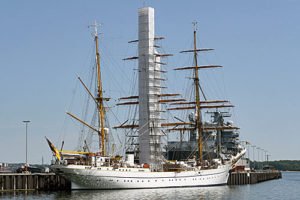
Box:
[172,22,230,164]
[192,24,204,164]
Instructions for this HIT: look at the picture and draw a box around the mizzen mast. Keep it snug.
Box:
[66,22,108,156]
[82,21,107,156]
[92,22,107,156]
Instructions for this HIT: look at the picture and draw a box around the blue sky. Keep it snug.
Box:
[0,0,299,164]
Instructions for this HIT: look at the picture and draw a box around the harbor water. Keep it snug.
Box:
[1,171,298,200]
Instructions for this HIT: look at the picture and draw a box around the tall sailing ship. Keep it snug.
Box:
[47,7,245,189]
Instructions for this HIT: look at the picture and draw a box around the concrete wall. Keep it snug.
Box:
[227,171,282,185]
[0,173,70,191]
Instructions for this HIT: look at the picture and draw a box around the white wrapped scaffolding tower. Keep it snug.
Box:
[138,7,163,168]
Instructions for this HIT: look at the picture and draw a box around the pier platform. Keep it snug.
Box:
[0,173,70,192]
[1,171,282,191]
[227,170,282,185]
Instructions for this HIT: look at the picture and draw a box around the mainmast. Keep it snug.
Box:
[192,22,203,163]
[114,7,174,169]
[92,22,106,156]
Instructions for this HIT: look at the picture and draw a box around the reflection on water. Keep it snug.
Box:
[57,186,229,200]
[0,186,230,200]
[1,172,300,200]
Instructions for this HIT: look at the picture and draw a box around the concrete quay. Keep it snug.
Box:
[227,170,282,185]
[0,173,70,192]
[0,170,282,191]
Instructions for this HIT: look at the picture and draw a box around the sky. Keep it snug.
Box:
[0,0,300,164]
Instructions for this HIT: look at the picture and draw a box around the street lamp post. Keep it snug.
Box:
[264,150,267,162]
[23,120,30,168]
[260,148,265,169]
[256,147,260,169]
[252,145,256,169]
[266,154,271,162]
[247,143,250,161]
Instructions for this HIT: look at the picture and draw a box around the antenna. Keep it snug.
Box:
[88,20,101,37]
[192,21,198,31]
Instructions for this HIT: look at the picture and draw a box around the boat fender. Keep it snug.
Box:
[143,163,150,168]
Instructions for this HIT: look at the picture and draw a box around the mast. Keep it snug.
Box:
[92,22,106,156]
[171,23,229,163]
[138,7,162,167]
[114,8,174,168]
[63,22,109,156]
[192,22,203,163]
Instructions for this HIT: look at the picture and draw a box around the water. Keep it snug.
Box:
[1,172,299,200]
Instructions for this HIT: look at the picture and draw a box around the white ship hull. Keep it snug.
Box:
[52,164,230,189]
